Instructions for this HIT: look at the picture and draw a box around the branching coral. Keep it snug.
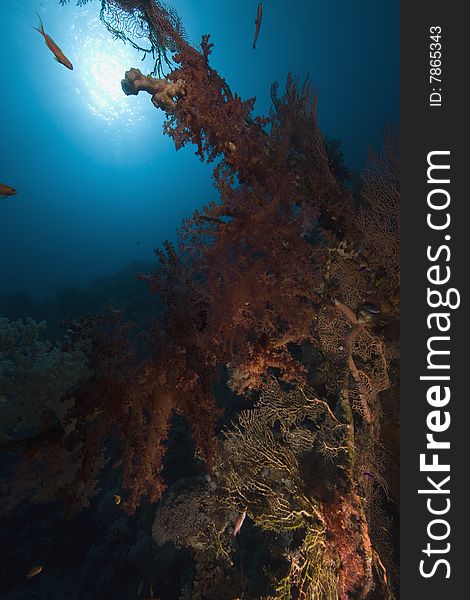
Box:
[313,252,399,594]
[217,380,372,599]
[59,309,177,513]
[121,49,345,510]
[42,2,400,594]
[272,528,339,600]
[356,129,400,296]
[122,36,265,175]
[136,69,339,395]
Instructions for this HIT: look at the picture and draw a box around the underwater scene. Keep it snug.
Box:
[0,1,400,598]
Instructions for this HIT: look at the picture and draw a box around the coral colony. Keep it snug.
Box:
[1,1,400,598]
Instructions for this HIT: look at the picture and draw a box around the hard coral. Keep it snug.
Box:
[122,68,185,112]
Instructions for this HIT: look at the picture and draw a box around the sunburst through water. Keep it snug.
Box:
[72,15,146,125]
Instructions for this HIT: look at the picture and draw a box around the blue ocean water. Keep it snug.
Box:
[0,0,399,303]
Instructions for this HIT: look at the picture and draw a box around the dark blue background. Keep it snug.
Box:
[0,0,399,300]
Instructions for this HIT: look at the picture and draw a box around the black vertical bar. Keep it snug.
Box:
[401,2,467,597]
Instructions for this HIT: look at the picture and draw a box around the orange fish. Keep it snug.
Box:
[253,3,263,50]
[26,566,44,579]
[0,183,16,199]
[33,14,73,70]
[232,510,247,537]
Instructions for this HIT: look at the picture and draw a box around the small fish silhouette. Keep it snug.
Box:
[26,566,43,579]
[113,494,121,505]
[0,182,16,199]
[232,510,247,538]
[32,13,73,70]
[253,3,263,50]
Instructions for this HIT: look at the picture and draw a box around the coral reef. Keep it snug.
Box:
[356,129,400,296]
[218,380,372,599]
[2,1,400,597]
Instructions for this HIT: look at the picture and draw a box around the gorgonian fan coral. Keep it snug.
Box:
[60,0,185,74]
[356,129,400,296]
